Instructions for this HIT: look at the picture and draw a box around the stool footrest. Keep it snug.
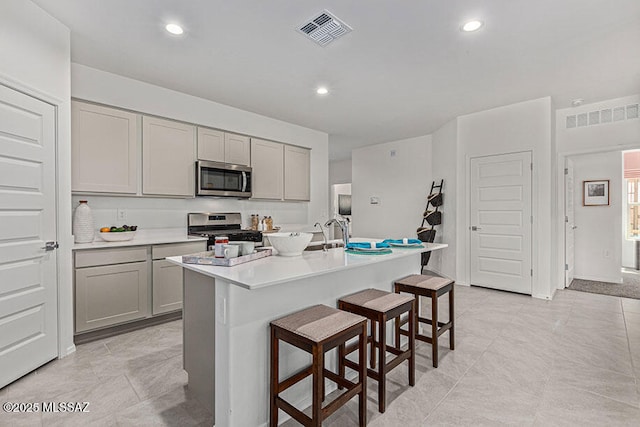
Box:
[343,338,403,357]
[322,381,363,420]
[324,369,356,390]
[275,396,312,427]
[343,351,411,383]
[278,366,313,393]
[399,320,452,338]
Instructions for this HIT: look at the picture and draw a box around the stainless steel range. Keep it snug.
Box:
[188,213,262,249]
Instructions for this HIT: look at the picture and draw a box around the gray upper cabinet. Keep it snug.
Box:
[284,145,311,201]
[224,133,250,165]
[251,138,284,200]
[71,101,139,194]
[143,116,196,197]
[197,128,250,166]
[197,127,225,162]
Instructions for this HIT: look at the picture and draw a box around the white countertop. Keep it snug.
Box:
[72,228,207,250]
[167,240,447,290]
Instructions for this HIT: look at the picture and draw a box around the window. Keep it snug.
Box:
[624,151,640,238]
[628,178,640,238]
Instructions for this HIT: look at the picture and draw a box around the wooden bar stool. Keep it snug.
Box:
[394,274,454,368]
[338,289,415,413]
[270,304,368,427]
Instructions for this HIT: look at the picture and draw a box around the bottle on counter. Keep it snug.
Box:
[73,200,95,243]
[251,214,259,231]
[266,216,273,231]
[258,217,265,231]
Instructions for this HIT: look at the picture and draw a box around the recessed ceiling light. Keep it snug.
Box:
[165,23,184,35]
[316,87,329,95]
[571,98,584,107]
[461,20,483,32]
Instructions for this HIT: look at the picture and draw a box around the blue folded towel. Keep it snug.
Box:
[346,241,390,249]
[381,239,423,245]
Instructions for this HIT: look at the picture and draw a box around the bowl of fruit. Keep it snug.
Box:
[99,225,138,242]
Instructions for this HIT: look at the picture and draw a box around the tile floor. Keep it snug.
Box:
[1,285,639,426]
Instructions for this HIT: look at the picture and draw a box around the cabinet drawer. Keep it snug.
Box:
[152,241,207,260]
[75,246,148,268]
[75,261,149,333]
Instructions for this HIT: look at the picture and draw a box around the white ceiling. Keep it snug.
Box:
[33,0,640,160]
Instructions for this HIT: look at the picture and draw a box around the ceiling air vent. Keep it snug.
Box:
[297,10,352,47]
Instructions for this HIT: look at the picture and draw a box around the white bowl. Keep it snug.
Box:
[267,232,313,256]
[99,231,137,242]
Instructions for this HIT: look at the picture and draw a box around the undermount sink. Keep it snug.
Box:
[304,242,345,251]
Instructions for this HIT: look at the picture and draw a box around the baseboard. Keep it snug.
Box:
[74,311,182,345]
[62,344,77,358]
[573,275,623,284]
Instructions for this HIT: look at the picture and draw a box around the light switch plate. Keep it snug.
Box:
[370,196,380,205]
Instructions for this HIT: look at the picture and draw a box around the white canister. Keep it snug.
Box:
[73,200,95,243]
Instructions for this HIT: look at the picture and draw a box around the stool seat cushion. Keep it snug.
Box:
[396,274,453,291]
[340,289,414,313]
[271,304,366,343]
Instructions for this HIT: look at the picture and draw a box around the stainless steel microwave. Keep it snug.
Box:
[196,160,252,198]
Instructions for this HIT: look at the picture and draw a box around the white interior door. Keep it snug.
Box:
[470,152,533,294]
[565,158,576,287]
[0,84,58,388]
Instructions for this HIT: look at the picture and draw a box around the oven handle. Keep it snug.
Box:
[241,171,247,192]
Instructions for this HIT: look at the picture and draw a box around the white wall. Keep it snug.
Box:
[555,94,640,288]
[0,0,74,356]
[352,135,432,239]
[456,97,554,298]
[571,151,622,283]
[329,159,352,185]
[429,119,457,279]
[71,64,330,229]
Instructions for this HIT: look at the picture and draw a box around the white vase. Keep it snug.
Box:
[73,200,94,243]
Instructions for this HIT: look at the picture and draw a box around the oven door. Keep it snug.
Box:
[197,160,252,197]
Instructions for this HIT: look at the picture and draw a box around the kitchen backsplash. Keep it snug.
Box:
[72,195,309,230]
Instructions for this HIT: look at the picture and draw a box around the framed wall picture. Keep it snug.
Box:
[583,180,610,206]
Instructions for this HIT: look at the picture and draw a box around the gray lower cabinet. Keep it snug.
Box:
[75,261,149,333]
[74,241,206,334]
[152,260,184,315]
[151,241,206,315]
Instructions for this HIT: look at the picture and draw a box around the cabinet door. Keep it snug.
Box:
[284,145,311,201]
[72,101,138,194]
[250,138,283,200]
[75,261,149,333]
[143,116,195,196]
[152,259,183,314]
[197,127,224,162]
[224,133,251,165]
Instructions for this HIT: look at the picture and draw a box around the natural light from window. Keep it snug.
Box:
[624,151,640,238]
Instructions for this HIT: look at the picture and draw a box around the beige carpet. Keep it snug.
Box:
[568,270,640,299]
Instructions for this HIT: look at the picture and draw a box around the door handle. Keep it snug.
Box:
[571,225,578,230]
[471,226,482,231]
[42,241,59,251]
[241,171,247,192]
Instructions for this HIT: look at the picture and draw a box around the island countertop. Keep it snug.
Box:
[167,240,447,290]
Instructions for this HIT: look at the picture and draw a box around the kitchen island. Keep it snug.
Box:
[167,241,447,427]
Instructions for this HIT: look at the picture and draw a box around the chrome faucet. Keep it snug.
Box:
[325,217,350,247]
[314,222,328,252]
